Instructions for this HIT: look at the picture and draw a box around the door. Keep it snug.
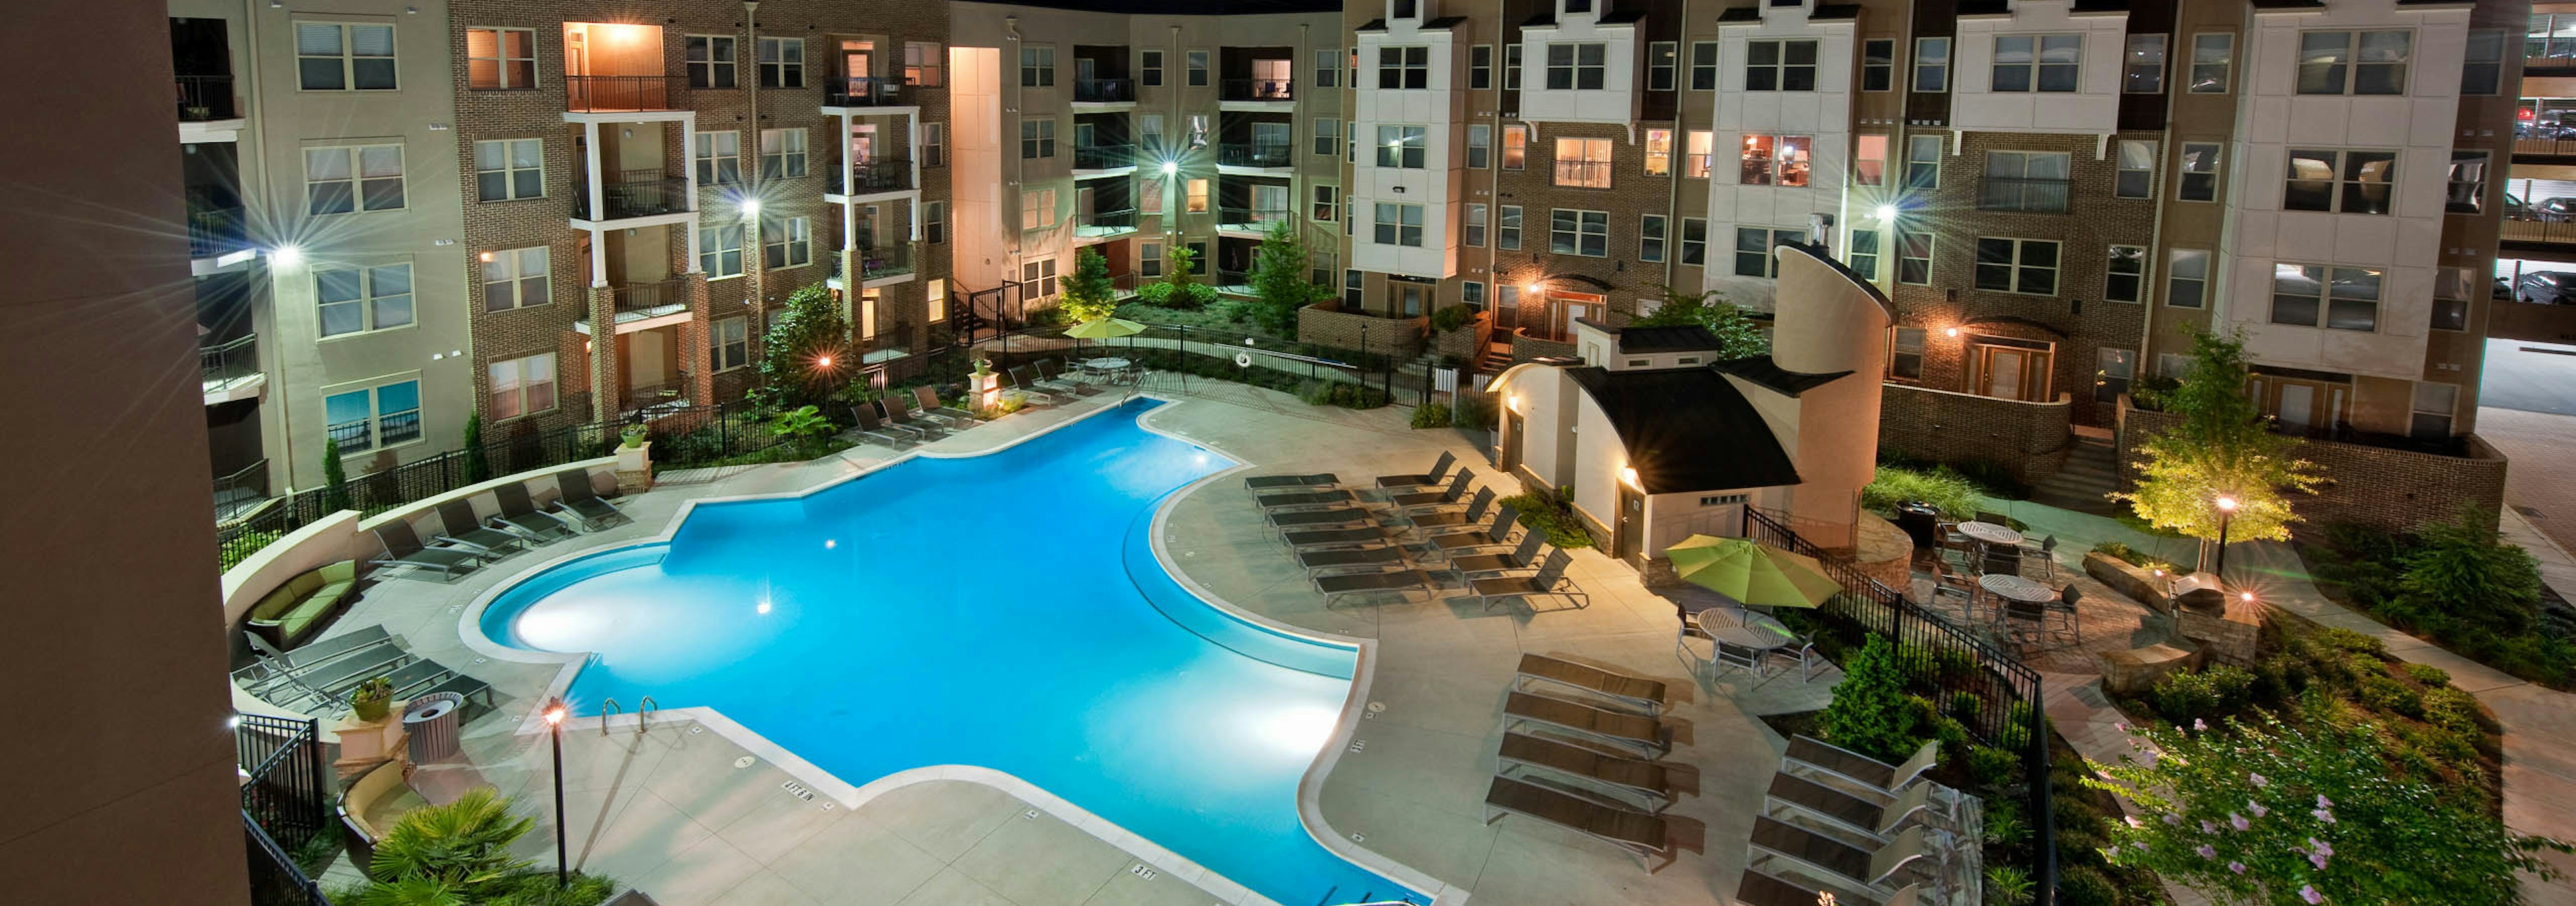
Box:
[1983,349,2027,399]
[1972,341,2053,401]
[851,123,877,165]
[2276,384,2316,432]
[1614,483,1646,561]
[1077,57,1097,85]
[1554,291,1603,339]
[1252,183,1289,224]
[1252,121,1292,158]
[565,28,590,77]
[859,204,881,250]
[1076,186,1096,229]
[1399,283,1427,316]
[841,39,874,83]
[1503,409,1526,474]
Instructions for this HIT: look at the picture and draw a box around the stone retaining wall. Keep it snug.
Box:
[1878,383,2074,485]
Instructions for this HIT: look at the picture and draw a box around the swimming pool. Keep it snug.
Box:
[476,399,1419,905]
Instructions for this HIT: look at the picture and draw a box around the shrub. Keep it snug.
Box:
[345,789,617,906]
[1498,492,1595,549]
[2055,866,2121,906]
[1948,691,1986,720]
[2355,671,2424,719]
[1968,744,2020,787]
[1410,403,1452,428]
[2404,663,2452,688]
[1428,303,1476,333]
[2402,505,2544,632]
[2151,664,2257,724]
[1860,463,1986,521]
[1450,393,1496,430]
[1134,281,1175,305]
[2000,699,2039,752]
[2316,626,2388,657]
[2420,685,2488,736]
[1983,801,2031,847]
[1985,865,2036,906]
[1817,636,1927,764]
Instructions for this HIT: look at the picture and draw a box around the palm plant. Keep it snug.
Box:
[365,789,534,893]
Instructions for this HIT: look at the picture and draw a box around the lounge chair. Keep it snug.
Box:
[239,629,393,704]
[1481,775,1672,870]
[1430,503,1521,553]
[880,396,948,438]
[1295,544,1409,574]
[1005,366,1062,405]
[433,500,525,557]
[912,385,977,425]
[1034,358,1089,393]
[550,469,627,530]
[1267,507,1374,532]
[1515,652,1671,716]
[1748,817,1933,893]
[1245,472,1338,491]
[490,483,577,541]
[370,520,488,581]
[420,670,496,709]
[1498,732,1690,812]
[1282,524,1413,549]
[381,658,457,699]
[1736,869,1919,906]
[1385,469,1473,509]
[847,403,919,448]
[1467,550,1585,611]
[1257,489,1360,510]
[1450,533,1550,582]
[1784,736,1941,798]
[862,400,930,440]
[1407,487,1495,530]
[1764,772,1949,842]
[1374,450,1458,489]
[1503,691,1672,756]
[892,390,971,430]
[1311,568,1440,607]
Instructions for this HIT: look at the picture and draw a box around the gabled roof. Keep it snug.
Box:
[1564,366,1802,495]
[1713,356,1854,398]
[1422,14,1469,28]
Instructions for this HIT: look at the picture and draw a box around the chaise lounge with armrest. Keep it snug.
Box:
[489,482,576,541]
[1764,772,1951,842]
[1244,472,1339,491]
[549,468,629,530]
[1748,817,1936,895]
[1515,652,1672,716]
[433,500,525,558]
[1735,868,1920,906]
[1503,690,1672,757]
[912,385,977,425]
[243,560,360,649]
[1482,774,1674,870]
[1497,732,1693,812]
[1784,736,1941,799]
[1374,450,1456,489]
[369,520,488,581]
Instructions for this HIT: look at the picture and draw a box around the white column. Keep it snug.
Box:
[588,226,607,286]
[681,114,703,271]
[906,111,922,204]
[583,121,606,224]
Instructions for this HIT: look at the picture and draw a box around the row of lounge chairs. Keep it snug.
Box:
[233,625,494,717]
[1482,655,1689,869]
[845,386,980,448]
[368,469,629,581]
[1734,736,1970,906]
[1244,452,1587,611]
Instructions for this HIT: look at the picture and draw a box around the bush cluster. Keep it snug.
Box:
[1496,491,1595,550]
[2310,511,2575,688]
[1860,463,1988,521]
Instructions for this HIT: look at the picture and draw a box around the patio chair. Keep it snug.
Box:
[1281,524,1412,549]
[1267,505,1374,532]
[1748,817,1935,894]
[1466,550,1586,611]
[1373,450,1458,489]
[1311,568,1440,607]
[381,658,458,699]
[847,403,920,448]
[490,483,576,541]
[1385,469,1473,509]
[2020,534,2060,581]
[911,385,978,425]
[1736,869,1920,906]
[1245,472,1339,491]
[419,666,496,709]
[881,395,949,438]
[1923,560,1979,622]
[1449,532,1550,582]
[1481,775,1673,871]
[1981,544,2024,577]
[1430,504,1521,554]
[1784,736,1941,799]
[433,500,525,558]
[1407,488,1495,530]
[1764,772,1949,842]
[1256,488,1361,511]
[550,468,628,530]
[1934,527,1975,572]
[1999,596,2048,648]
[1034,358,1092,392]
[2045,584,2083,645]
[1514,652,1671,716]
[1295,544,1409,574]
[1004,366,1063,405]
[369,520,488,581]
[1503,691,1673,757]
[861,400,930,440]
[1497,732,1692,813]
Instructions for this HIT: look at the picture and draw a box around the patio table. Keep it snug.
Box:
[1082,357,1133,383]
[1977,572,2055,605]
[1955,521,2024,548]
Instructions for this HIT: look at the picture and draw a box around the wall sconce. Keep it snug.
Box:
[1943,327,1960,338]
[1619,467,1641,489]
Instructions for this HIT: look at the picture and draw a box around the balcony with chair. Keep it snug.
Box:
[564,75,688,113]
[1976,177,2073,214]
[1218,48,1296,107]
[857,244,914,284]
[825,159,914,199]
[576,278,693,336]
[824,76,904,108]
[574,169,692,222]
[1220,77,1295,103]
[176,74,237,123]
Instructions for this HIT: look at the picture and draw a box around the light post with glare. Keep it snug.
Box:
[815,354,839,404]
[543,699,569,888]
[2212,495,2239,583]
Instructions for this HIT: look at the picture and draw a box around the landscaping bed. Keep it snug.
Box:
[2301,513,2576,690]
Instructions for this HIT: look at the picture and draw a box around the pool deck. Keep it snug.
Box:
[297,382,1835,905]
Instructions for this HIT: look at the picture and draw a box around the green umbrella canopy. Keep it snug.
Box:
[1663,534,1841,609]
[1064,317,1146,339]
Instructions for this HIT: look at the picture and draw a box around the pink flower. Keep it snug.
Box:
[2314,808,2337,824]
[2251,802,2269,818]
[2251,772,2269,788]
[2301,885,2324,904]
[2165,813,2182,825]
[2310,852,2330,870]
[2229,862,2247,874]
[2197,844,2218,859]
[2231,813,2251,832]
[2134,841,2150,852]
[2317,795,2334,809]
[2195,718,2210,731]
[2202,820,2220,834]
[2116,721,2130,733]
[2309,838,2334,857]
[2125,815,2143,829]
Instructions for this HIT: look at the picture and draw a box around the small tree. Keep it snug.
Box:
[2114,328,2322,548]
[460,411,490,483]
[2401,504,2543,630]
[1166,244,1200,290]
[1633,285,1769,360]
[1815,635,1924,763]
[1247,220,1318,334]
[751,283,850,413]
[321,438,354,512]
[1059,248,1119,323]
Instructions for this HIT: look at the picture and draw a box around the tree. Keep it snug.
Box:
[2113,327,2321,546]
[1633,285,1769,360]
[2400,504,2542,630]
[1166,244,1200,289]
[1246,219,1320,334]
[1815,635,1925,763]
[460,411,490,483]
[750,283,850,413]
[321,438,353,512]
[1059,248,1118,323]
[2090,711,2569,905]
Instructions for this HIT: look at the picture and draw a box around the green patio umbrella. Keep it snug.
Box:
[1664,534,1842,609]
[1063,317,1146,340]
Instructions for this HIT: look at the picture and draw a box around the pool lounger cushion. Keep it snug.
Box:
[1765,772,1945,840]
[1515,652,1671,716]
[1481,775,1672,870]
[1373,450,1458,489]
[1497,732,1691,811]
[1503,691,1672,757]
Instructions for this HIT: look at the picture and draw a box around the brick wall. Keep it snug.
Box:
[1297,301,1426,360]
[2114,402,2509,535]
[1878,383,2074,485]
[1510,329,1577,362]
[1429,310,1492,364]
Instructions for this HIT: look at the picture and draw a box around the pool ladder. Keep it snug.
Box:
[594,697,660,736]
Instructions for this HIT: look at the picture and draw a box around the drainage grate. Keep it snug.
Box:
[780,781,815,802]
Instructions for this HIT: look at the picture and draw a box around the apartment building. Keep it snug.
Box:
[172,0,474,515]
[448,0,953,436]
[949,1,1347,313]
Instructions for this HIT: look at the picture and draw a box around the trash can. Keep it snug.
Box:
[1894,503,1940,550]
[403,692,464,763]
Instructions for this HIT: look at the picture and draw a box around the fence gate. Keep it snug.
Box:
[235,714,328,850]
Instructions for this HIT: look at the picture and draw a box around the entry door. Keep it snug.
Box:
[1252,183,1289,223]
[858,204,882,249]
[1973,343,2053,401]
[1252,120,1291,154]
[1075,121,1097,152]
[851,123,877,165]
[860,289,881,340]
[841,40,874,81]
[1077,186,1097,225]
[1398,283,1427,316]
[565,30,590,77]
[625,331,671,391]
[1555,292,1604,338]
[1983,349,2028,399]
[2276,384,2316,432]
[1614,484,1646,561]
[1503,409,1526,473]
[1077,58,1097,84]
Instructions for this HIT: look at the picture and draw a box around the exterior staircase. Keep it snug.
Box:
[1478,340,1514,375]
[2029,432,2121,515]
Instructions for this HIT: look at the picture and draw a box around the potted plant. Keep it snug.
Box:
[616,423,652,474]
[971,357,995,378]
[349,676,394,722]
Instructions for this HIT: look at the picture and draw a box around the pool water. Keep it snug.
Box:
[478,400,1416,905]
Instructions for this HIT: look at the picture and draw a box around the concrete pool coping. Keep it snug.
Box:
[453,393,1462,906]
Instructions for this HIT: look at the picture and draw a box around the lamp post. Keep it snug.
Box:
[2212,495,2239,584]
[542,699,569,888]
[816,354,839,403]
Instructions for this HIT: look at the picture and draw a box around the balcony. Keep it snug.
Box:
[189,203,249,258]
[1073,143,1134,170]
[565,75,688,113]
[825,160,913,197]
[201,334,263,405]
[1976,177,2073,214]
[1218,143,1294,168]
[576,279,692,335]
[1216,207,1293,234]
[623,370,693,414]
[824,77,903,107]
[175,74,237,121]
[213,458,270,523]
[1220,77,1295,103]
[574,170,692,221]
[1076,208,1138,238]
[1073,79,1134,103]
[857,244,913,282]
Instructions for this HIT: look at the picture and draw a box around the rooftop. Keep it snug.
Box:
[1564,365,1804,494]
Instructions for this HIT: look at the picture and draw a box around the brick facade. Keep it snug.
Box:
[1297,301,1426,360]
[2114,402,2508,536]
[1877,382,2074,485]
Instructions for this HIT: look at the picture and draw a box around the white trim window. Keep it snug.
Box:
[1906,135,1941,189]
[923,123,947,168]
[2178,142,2221,201]
[1889,328,1926,379]
[1739,135,1814,187]
[2284,148,2396,215]
[1646,128,1673,176]
[1914,37,1951,92]
[1847,229,1880,280]
[474,138,543,202]
[1980,150,2070,212]
[1554,138,1613,188]
[1376,125,1427,168]
[1023,189,1058,230]
[1311,185,1339,223]
[487,354,557,421]
[1992,34,2082,92]
[1897,229,1932,285]
[1470,46,1494,90]
[1022,258,1059,299]
[1733,227,1800,277]
[1974,238,2060,295]
[1379,46,1429,89]
[1374,203,1426,247]
[695,130,742,185]
[762,216,812,269]
[923,201,946,244]
[325,379,421,453]
[481,246,549,312]
[2190,34,2233,93]
[2462,30,2504,95]
[1140,50,1163,87]
[1641,214,1668,262]
[1467,123,1491,168]
[1551,209,1609,257]
[2270,263,2381,331]
[1316,47,1342,88]
[1684,130,1711,179]
[307,144,405,215]
[1020,46,1056,87]
[2166,249,2210,307]
[2096,348,2135,404]
[1318,118,1342,158]
[1546,43,1608,90]
[296,22,396,91]
[1140,242,1163,278]
[1465,203,1489,246]
[2115,140,2155,199]
[2448,150,2490,214]
[1506,45,1523,91]
[2124,34,2166,93]
[466,28,536,89]
[316,263,414,338]
[1863,40,1894,91]
[760,128,808,180]
[1505,125,1531,170]
[906,42,944,87]
[1690,41,1719,90]
[1648,42,1676,90]
[1678,217,1706,265]
[2106,246,2145,303]
[1746,40,1819,91]
[2297,30,2410,95]
[1022,118,1057,160]
[1499,205,1524,250]
[711,317,751,372]
[688,35,739,89]
[759,36,805,89]
[1187,50,1210,87]
[701,221,745,278]
[1854,134,1888,186]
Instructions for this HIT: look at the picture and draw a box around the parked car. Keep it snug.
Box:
[2517,271,2576,305]
[2506,192,2531,219]
[2538,197,2576,222]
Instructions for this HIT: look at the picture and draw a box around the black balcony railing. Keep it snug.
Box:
[609,279,690,318]
[213,458,270,522]
[859,244,913,281]
[1978,177,2074,213]
[826,160,913,195]
[202,334,258,391]
[623,370,693,413]
[564,74,687,112]
[825,76,902,106]
[1218,207,1293,231]
[1078,208,1138,233]
[176,74,237,121]
[189,204,249,257]
[1074,78,1134,103]
[1218,142,1294,167]
[1550,160,1613,188]
[575,169,691,220]
[1075,144,1135,169]
[1221,77,1295,101]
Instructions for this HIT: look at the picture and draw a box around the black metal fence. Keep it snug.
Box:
[244,811,331,906]
[1742,507,2057,905]
[236,714,329,851]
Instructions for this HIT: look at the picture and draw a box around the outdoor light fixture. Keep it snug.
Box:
[1943,327,1960,338]
[2241,591,2257,603]
[541,699,569,888]
[1159,160,1179,176]
[478,250,494,262]
[270,245,303,265]
[740,198,762,220]
[816,354,834,368]
[2212,495,2240,583]
[1620,467,1641,489]
[1875,204,1898,222]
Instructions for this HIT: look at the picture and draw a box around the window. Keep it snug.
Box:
[1992,34,2082,92]
[2095,348,2135,404]
[2447,150,2489,214]
[1020,46,1056,87]
[1138,114,1164,152]
[1375,125,1426,168]
[2462,30,2503,95]
[2412,383,2459,438]
[1185,179,1208,213]
[1739,135,1814,187]
[759,37,804,88]
[2189,34,2233,93]
[474,139,542,202]
[2177,142,2220,201]
[1187,50,1210,87]
[2106,245,2145,303]
[711,318,749,372]
[1546,43,1608,90]
[1344,268,1364,307]
[1897,229,1932,285]
[325,380,421,452]
[1746,40,1819,91]
[1315,48,1341,88]
[2432,268,2471,331]
[923,201,945,244]
[1905,134,1941,189]
[1021,118,1056,159]
[760,129,808,179]
[466,28,535,89]
[762,216,811,269]
[1915,37,1950,92]
[2270,264,2381,331]
[1848,230,1880,280]
[1675,130,1707,179]
[1189,114,1210,150]
[1499,205,1524,250]
[1024,189,1059,228]
[295,22,396,91]
[695,130,741,185]
[1378,46,1429,89]
[1862,40,1894,91]
[1505,45,1523,91]
[2125,34,2166,93]
[923,123,947,168]
[1140,179,1163,214]
[928,279,947,323]
[306,144,404,215]
[481,246,549,312]
[2298,31,2409,95]
[1552,209,1609,256]
[1686,42,1720,91]
[1141,243,1163,278]
[1463,281,1486,309]
[1889,328,1925,379]
[1140,50,1163,87]
[1678,217,1707,265]
[687,36,737,89]
[1466,124,1491,168]
[1982,150,2069,211]
[1734,227,1800,277]
[1503,125,1529,169]
[2167,249,2209,307]
[700,221,744,278]
[1975,238,2059,294]
[905,42,943,87]
[2113,140,2154,199]
[1648,42,1677,91]
[1465,203,1489,246]
[315,264,413,337]
[1311,185,1338,222]
[1374,203,1425,247]
[1851,134,1888,187]
[487,354,556,420]
[1555,138,1613,188]
[1642,215,1668,262]
[1022,259,1058,299]
[1470,46,1495,90]
[2284,148,2395,215]
[1315,118,1340,157]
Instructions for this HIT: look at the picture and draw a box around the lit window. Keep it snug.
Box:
[1554,138,1613,188]
[1739,134,1813,187]
[466,28,535,89]
[482,246,549,312]
[2283,148,2396,215]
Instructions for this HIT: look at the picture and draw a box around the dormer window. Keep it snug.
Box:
[1393,0,1419,21]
